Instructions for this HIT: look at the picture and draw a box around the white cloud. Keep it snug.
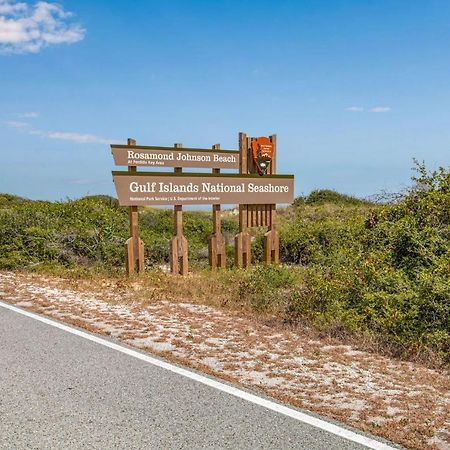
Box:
[4,119,118,144]
[18,111,39,118]
[33,130,114,144]
[0,1,25,14]
[370,106,391,113]
[68,178,96,185]
[346,105,392,113]
[0,1,85,54]
[29,129,116,144]
[4,119,29,128]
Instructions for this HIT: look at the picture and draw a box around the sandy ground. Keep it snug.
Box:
[1,271,449,450]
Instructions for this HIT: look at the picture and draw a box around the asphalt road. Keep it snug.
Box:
[0,303,396,450]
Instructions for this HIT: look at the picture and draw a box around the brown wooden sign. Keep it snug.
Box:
[251,137,274,175]
[112,172,294,206]
[111,144,239,169]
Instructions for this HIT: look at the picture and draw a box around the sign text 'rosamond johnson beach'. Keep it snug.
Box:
[111,145,240,169]
[112,172,294,206]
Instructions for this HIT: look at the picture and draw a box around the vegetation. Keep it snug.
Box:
[0,195,237,272]
[1,162,449,365]
[293,189,373,207]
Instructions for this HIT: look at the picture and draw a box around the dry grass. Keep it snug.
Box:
[34,267,447,369]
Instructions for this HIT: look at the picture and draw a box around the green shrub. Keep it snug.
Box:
[238,265,298,312]
[293,189,372,207]
[0,197,225,271]
[284,163,450,363]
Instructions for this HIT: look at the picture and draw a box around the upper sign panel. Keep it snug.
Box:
[111,145,240,169]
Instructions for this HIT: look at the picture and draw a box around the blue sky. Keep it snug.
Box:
[1,0,450,201]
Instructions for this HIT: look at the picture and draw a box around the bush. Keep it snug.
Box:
[238,265,298,312]
[293,189,372,207]
[0,198,225,271]
[284,163,450,363]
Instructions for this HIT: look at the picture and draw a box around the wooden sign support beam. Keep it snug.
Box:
[234,132,251,268]
[170,143,188,275]
[208,144,226,270]
[263,134,280,265]
[125,138,145,275]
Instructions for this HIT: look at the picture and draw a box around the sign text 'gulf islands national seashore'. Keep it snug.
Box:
[112,172,294,206]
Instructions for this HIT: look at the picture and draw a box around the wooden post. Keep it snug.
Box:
[234,132,251,268]
[125,138,145,275]
[208,144,226,270]
[263,134,280,264]
[170,143,188,275]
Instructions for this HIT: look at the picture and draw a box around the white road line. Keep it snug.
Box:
[0,300,396,450]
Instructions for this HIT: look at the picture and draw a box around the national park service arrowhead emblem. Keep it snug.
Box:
[251,137,274,175]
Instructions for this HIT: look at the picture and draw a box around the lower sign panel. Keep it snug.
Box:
[112,172,294,206]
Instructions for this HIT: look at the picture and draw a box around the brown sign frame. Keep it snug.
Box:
[110,134,295,276]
